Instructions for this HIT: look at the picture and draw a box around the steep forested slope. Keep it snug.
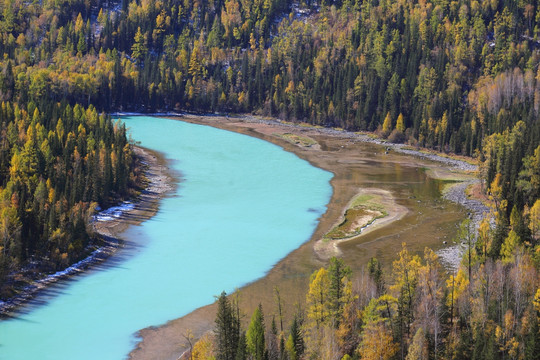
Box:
[2,0,539,152]
[1,0,538,204]
[204,250,539,360]
[0,0,141,294]
[0,101,136,295]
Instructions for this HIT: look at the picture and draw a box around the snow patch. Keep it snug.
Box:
[94,202,135,222]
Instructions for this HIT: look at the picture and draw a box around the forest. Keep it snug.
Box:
[0,0,538,212]
[192,248,539,360]
[0,101,138,295]
[0,0,538,356]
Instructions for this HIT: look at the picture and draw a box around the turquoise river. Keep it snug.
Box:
[0,116,333,359]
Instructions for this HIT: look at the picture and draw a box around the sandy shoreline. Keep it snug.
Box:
[0,146,174,316]
[128,114,481,360]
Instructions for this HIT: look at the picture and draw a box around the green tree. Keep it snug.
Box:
[368,257,384,295]
[289,312,304,359]
[328,256,352,326]
[236,332,247,360]
[215,291,240,360]
[246,304,265,360]
[500,230,520,264]
[131,27,147,63]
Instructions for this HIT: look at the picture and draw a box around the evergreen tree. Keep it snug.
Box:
[235,332,247,360]
[246,304,266,360]
[327,256,352,327]
[367,257,384,295]
[215,291,240,360]
[131,27,147,63]
[267,317,279,360]
[289,313,304,358]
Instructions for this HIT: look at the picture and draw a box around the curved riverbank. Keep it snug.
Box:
[1,116,334,360]
[0,146,174,316]
[129,114,482,360]
[93,146,175,238]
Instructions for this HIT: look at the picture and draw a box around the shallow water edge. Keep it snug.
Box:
[129,114,478,360]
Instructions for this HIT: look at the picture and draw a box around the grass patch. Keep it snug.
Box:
[275,133,318,147]
[324,193,389,241]
[298,122,323,129]
[350,194,374,207]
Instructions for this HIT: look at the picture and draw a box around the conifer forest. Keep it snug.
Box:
[0,0,538,358]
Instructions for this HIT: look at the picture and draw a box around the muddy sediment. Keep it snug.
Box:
[129,114,481,360]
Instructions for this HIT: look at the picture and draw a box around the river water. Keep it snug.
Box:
[0,116,333,359]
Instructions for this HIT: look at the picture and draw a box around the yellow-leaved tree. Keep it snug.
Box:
[528,199,540,241]
[305,267,331,359]
[382,112,393,135]
[307,267,331,327]
[357,322,398,360]
[406,327,429,360]
[191,333,215,360]
[356,296,398,360]
[396,113,406,132]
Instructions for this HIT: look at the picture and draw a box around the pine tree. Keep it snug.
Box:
[131,27,147,63]
[235,332,247,360]
[267,317,279,360]
[215,291,240,360]
[368,257,384,295]
[289,313,304,358]
[327,256,352,327]
[246,304,266,360]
